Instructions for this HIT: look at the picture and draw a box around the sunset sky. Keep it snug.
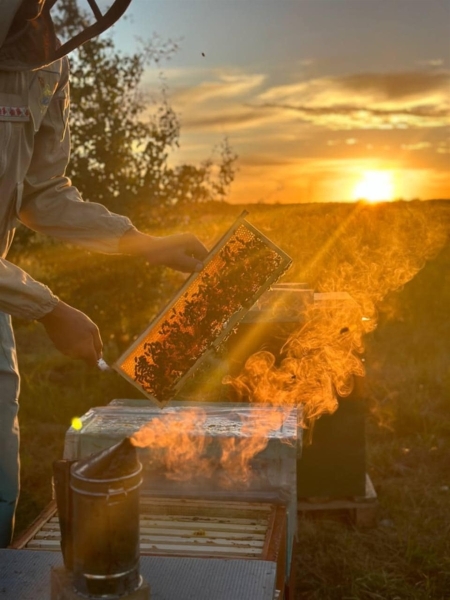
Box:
[101,0,449,204]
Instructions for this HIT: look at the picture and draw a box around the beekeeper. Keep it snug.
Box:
[0,0,208,547]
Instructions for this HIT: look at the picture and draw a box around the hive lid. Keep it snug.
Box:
[113,212,292,405]
[66,403,298,442]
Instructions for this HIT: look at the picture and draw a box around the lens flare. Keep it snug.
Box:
[225,201,449,433]
[126,203,448,482]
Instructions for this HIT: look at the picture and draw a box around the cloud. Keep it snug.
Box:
[437,141,450,154]
[259,71,449,104]
[338,72,449,100]
[173,72,266,104]
[255,71,450,130]
[417,59,445,68]
[180,105,281,131]
[256,102,449,130]
[161,68,449,134]
[401,142,432,151]
[148,65,449,203]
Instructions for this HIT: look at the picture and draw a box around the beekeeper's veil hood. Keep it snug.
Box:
[0,0,132,71]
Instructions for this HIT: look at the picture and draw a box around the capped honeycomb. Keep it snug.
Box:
[114,213,292,404]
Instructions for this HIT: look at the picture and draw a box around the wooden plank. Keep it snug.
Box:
[139,496,272,519]
[38,516,267,532]
[33,526,266,545]
[34,526,265,544]
[297,474,377,511]
[25,539,60,550]
[38,523,60,532]
[262,505,287,594]
[25,537,263,557]
[140,507,271,521]
[12,501,57,550]
[25,538,263,557]
[140,527,266,540]
[139,533,265,548]
[140,520,267,534]
[297,474,378,528]
[31,514,268,540]
[141,514,267,526]
[41,514,268,534]
[34,531,61,540]
[354,504,378,528]
[139,542,261,557]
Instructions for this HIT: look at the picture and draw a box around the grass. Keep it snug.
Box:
[10,200,450,598]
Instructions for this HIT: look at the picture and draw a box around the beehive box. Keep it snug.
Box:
[64,402,298,504]
[13,498,289,597]
[64,401,298,572]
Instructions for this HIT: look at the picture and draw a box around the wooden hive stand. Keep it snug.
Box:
[297,474,378,529]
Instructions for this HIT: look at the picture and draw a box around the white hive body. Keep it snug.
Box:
[64,400,299,565]
[64,402,298,500]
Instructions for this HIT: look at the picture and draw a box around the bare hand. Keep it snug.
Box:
[38,301,103,366]
[119,229,208,273]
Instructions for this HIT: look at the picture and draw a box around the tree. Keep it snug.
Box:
[53,0,238,213]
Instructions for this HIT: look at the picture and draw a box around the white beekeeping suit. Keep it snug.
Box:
[0,0,136,548]
[0,0,207,547]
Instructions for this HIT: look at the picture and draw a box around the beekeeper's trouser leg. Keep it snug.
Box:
[0,311,20,548]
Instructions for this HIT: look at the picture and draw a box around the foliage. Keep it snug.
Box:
[51,0,237,213]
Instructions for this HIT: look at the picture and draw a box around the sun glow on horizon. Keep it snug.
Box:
[353,170,395,202]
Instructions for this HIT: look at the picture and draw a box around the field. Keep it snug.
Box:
[10,199,450,599]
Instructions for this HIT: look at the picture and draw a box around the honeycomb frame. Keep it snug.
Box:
[113,212,292,405]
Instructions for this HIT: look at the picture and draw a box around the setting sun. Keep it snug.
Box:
[353,171,395,202]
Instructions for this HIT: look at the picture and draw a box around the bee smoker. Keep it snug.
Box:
[52,438,150,599]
